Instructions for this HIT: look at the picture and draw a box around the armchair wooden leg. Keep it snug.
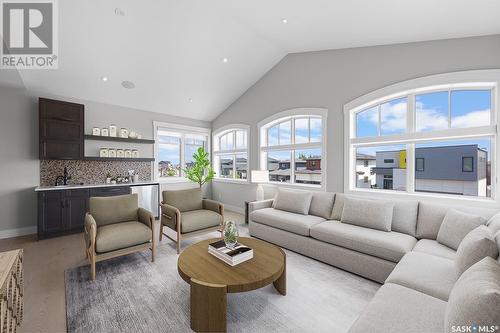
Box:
[90,255,96,281]
[151,225,156,262]
[159,224,163,241]
[176,233,181,254]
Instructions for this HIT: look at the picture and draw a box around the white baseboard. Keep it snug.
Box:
[223,203,245,215]
[0,226,37,239]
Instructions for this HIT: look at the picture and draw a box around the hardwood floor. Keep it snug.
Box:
[0,211,243,333]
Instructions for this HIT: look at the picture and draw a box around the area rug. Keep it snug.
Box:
[65,230,379,333]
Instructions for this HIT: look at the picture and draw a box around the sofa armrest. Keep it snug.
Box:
[249,199,274,213]
[203,199,224,215]
[84,213,97,253]
[161,202,180,231]
[138,207,154,229]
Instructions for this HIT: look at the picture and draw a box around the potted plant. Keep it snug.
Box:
[183,147,215,188]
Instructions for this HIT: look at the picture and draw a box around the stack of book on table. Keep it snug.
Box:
[208,240,254,266]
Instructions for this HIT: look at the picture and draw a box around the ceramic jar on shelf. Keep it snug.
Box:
[109,125,117,137]
[99,148,109,157]
[119,128,129,138]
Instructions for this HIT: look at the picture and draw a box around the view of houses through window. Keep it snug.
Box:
[262,116,323,186]
[156,126,209,178]
[352,87,493,198]
[213,128,248,181]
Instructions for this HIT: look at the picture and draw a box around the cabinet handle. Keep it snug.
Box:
[52,116,75,122]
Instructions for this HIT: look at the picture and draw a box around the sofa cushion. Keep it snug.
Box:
[391,200,419,237]
[330,193,345,220]
[250,208,325,236]
[272,188,312,215]
[416,202,496,240]
[348,283,446,333]
[90,194,138,226]
[437,209,486,250]
[385,251,456,301]
[487,212,500,234]
[412,239,456,260]
[445,257,500,332]
[331,194,418,236]
[180,210,222,234]
[96,221,151,253]
[309,191,335,219]
[341,197,394,232]
[162,188,202,212]
[497,231,500,263]
[455,226,499,277]
[310,221,416,262]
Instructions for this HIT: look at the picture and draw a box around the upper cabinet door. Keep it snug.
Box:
[39,98,84,160]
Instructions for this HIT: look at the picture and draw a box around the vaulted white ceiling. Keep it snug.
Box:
[6,0,500,121]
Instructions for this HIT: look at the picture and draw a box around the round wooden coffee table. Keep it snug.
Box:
[178,237,286,332]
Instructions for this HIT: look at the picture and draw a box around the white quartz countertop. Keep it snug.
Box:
[35,181,160,192]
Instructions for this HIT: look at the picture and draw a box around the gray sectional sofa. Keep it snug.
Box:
[248,188,500,332]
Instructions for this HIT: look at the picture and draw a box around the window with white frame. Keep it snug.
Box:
[259,109,327,187]
[346,77,497,199]
[213,125,249,181]
[154,122,210,180]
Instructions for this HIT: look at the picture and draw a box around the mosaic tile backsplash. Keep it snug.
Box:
[40,160,152,186]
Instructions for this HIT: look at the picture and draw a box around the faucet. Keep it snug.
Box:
[55,167,72,186]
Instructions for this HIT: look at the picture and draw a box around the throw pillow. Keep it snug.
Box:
[330,193,345,220]
[445,257,500,332]
[309,192,335,219]
[455,225,499,276]
[487,212,500,234]
[273,188,313,215]
[437,209,486,250]
[340,196,394,232]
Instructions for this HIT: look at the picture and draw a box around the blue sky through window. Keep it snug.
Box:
[451,90,491,128]
[356,106,378,137]
[416,91,449,132]
[159,144,180,164]
[357,90,491,137]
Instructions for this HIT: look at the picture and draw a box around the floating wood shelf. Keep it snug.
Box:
[84,157,155,162]
[84,135,155,144]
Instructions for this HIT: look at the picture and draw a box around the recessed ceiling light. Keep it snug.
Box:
[101,76,108,82]
[121,81,135,89]
[115,8,125,16]
[222,58,229,63]
[188,98,193,102]
[281,18,288,23]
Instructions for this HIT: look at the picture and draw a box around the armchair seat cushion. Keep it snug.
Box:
[96,221,151,253]
[181,210,222,234]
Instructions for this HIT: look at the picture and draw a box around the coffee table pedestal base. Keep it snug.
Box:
[190,278,227,333]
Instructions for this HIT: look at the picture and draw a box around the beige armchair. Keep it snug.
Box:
[84,193,156,280]
[160,188,224,254]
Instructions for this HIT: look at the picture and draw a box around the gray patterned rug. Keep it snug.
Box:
[65,230,379,333]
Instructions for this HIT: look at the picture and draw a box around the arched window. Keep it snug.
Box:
[213,125,249,182]
[258,108,327,188]
[344,70,499,201]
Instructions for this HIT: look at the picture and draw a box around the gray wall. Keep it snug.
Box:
[0,83,39,235]
[211,34,500,209]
